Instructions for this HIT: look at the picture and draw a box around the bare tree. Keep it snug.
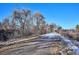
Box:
[2,18,10,30]
[11,9,34,37]
[33,12,46,34]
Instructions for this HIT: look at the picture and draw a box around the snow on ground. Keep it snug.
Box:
[41,32,61,37]
[40,32,79,55]
[0,32,79,55]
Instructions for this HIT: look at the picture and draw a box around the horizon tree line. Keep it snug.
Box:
[0,8,61,41]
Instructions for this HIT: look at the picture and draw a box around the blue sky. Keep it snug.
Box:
[0,3,79,29]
